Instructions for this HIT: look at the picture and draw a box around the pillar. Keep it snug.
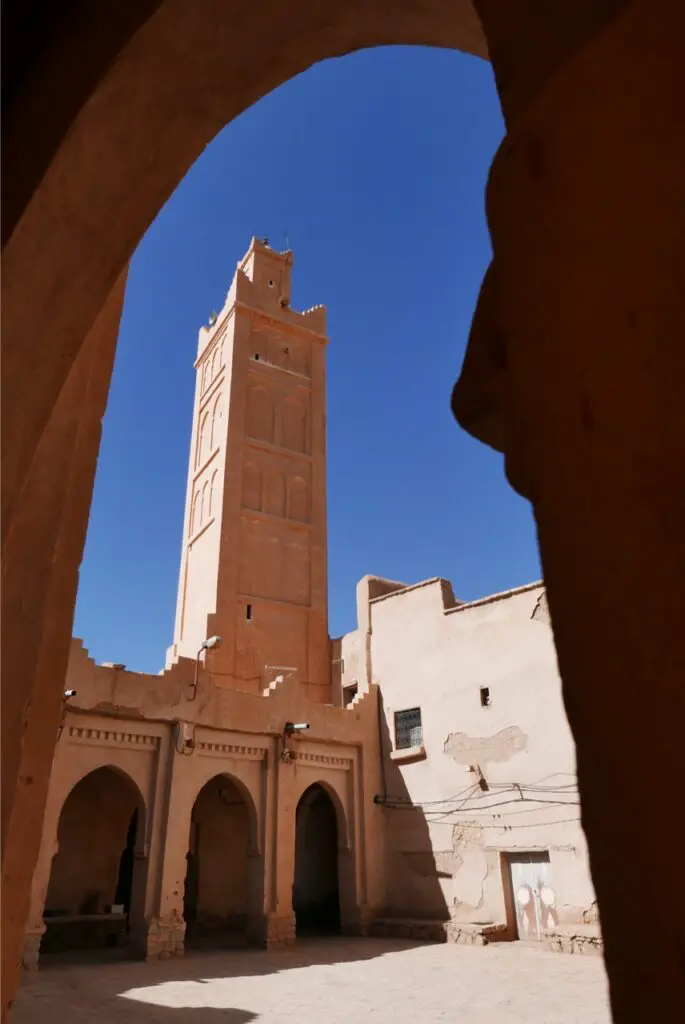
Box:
[1,269,127,1018]
[147,736,191,959]
[20,821,59,972]
[263,755,297,946]
[458,3,685,1019]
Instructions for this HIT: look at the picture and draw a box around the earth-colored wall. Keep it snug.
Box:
[5,3,685,1020]
[340,577,595,934]
[24,647,385,969]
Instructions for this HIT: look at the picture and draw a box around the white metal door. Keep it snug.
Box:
[508,852,557,940]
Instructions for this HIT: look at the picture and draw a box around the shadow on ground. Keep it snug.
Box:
[17,938,429,1023]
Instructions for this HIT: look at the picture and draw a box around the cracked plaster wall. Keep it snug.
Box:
[340,578,596,929]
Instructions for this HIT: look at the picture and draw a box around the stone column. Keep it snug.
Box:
[1,269,127,1019]
[263,755,297,946]
[21,838,57,972]
[146,735,192,959]
[458,3,685,1019]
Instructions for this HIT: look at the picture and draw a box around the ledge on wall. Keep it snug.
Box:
[390,744,426,764]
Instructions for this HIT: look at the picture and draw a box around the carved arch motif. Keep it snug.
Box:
[208,470,219,517]
[242,461,262,512]
[280,395,307,453]
[210,391,223,449]
[247,385,274,443]
[288,476,309,522]
[264,471,285,518]
[197,411,210,466]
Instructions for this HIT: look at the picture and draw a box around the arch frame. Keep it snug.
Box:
[39,762,148,962]
[293,777,360,936]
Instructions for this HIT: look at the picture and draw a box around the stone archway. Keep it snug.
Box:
[183,774,263,949]
[4,3,685,1020]
[293,783,357,937]
[41,766,146,959]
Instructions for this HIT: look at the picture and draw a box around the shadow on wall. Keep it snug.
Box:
[374,696,450,932]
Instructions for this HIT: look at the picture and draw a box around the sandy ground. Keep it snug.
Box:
[13,937,611,1024]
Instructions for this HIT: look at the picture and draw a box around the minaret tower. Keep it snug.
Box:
[167,239,330,702]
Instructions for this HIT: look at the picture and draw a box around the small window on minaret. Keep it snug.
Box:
[246,604,252,621]
[268,279,275,288]
[253,353,260,361]
[480,686,491,708]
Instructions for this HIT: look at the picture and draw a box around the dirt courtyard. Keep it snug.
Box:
[13,938,611,1024]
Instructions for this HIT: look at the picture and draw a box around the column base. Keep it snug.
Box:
[143,914,186,960]
[261,913,296,948]
[21,924,46,971]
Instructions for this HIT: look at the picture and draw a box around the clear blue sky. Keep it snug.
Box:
[74,46,540,673]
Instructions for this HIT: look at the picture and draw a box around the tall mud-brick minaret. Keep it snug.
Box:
[167,238,330,702]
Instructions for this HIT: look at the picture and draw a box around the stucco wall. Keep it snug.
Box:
[340,578,596,934]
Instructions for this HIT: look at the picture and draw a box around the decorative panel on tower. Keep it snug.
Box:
[246,384,274,443]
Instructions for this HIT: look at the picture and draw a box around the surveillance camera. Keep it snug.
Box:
[63,689,77,699]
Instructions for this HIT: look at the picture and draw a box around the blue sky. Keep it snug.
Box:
[74,46,540,673]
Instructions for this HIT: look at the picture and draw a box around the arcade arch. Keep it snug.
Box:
[293,782,357,937]
[183,773,263,948]
[41,766,146,957]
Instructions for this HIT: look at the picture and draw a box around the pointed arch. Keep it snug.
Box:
[184,772,263,948]
[44,766,146,940]
[246,385,274,443]
[280,395,307,453]
[288,476,309,522]
[208,470,219,517]
[264,471,285,518]
[210,391,223,450]
[197,411,210,466]
[242,461,262,512]
[200,480,209,523]
[190,490,200,534]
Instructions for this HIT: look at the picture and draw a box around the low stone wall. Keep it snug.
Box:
[542,924,603,956]
[446,922,509,946]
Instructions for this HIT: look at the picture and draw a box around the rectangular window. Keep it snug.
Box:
[394,707,423,750]
[342,683,358,706]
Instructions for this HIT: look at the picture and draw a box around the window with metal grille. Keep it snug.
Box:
[394,707,423,750]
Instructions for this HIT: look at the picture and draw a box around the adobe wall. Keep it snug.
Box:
[340,578,595,939]
[24,642,386,966]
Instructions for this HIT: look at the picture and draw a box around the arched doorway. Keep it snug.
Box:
[184,774,262,948]
[293,784,342,937]
[42,766,145,959]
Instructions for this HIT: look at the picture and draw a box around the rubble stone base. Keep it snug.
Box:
[21,929,45,972]
[263,913,296,948]
[144,915,186,960]
[543,926,604,957]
